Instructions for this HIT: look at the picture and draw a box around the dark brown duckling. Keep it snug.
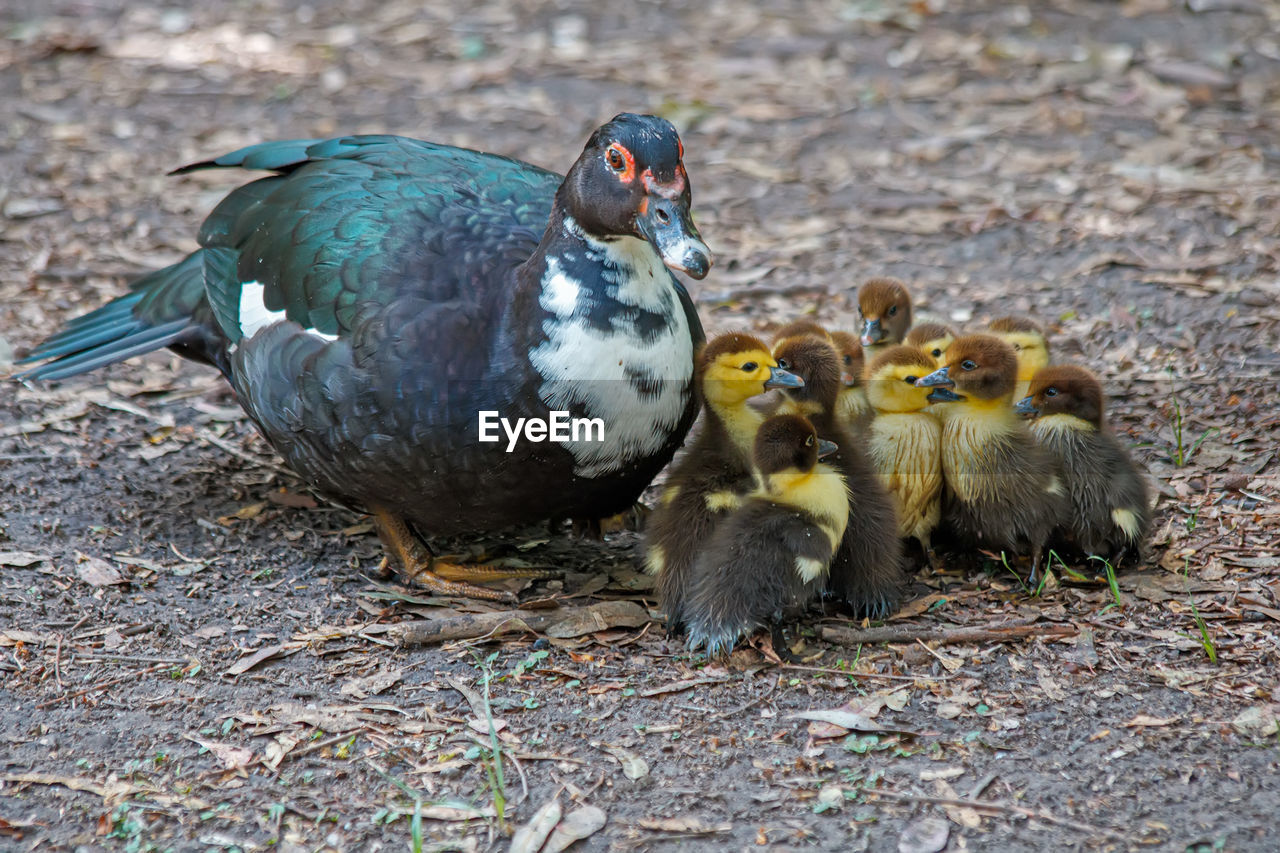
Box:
[915,334,1066,581]
[772,319,833,347]
[904,322,957,368]
[865,345,943,563]
[683,414,848,656]
[830,330,872,433]
[645,333,803,630]
[1016,365,1150,565]
[857,277,913,359]
[988,315,1050,401]
[773,335,905,617]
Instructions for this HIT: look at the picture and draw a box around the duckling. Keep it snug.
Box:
[683,414,848,656]
[857,277,913,358]
[864,345,943,563]
[646,333,803,630]
[914,334,1066,581]
[771,319,832,347]
[830,330,871,433]
[988,315,1051,401]
[904,322,957,368]
[1016,365,1150,564]
[773,335,905,617]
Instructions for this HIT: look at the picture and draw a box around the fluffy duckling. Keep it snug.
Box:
[683,415,848,656]
[646,333,803,630]
[904,321,957,368]
[772,319,832,347]
[988,315,1050,401]
[1016,365,1150,564]
[864,346,944,563]
[857,277,913,357]
[915,334,1066,580]
[773,335,905,617]
[830,330,871,432]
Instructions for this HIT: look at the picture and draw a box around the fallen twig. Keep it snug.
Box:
[34,662,170,709]
[821,620,1076,647]
[391,601,651,646]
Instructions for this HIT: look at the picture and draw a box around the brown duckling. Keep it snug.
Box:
[646,333,803,630]
[988,315,1050,401]
[683,414,848,656]
[865,345,944,563]
[904,321,957,368]
[1016,365,1150,564]
[772,319,833,347]
[773,335,905,617]
[830,330,872,433]
[857,277,913,358]
[915,334,1066,581]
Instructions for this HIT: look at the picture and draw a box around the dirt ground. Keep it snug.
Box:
[2,0,1279,850]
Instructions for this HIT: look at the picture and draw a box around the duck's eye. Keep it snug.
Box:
[776,358,790,370]
[843,354,853,366]
[961,359,977,371]
[887,306,898,317]
[931,348,943,358]
[741,361,758,372]
[605,145,627,172]
[903,375,918,384]
[1012,343,1022,351]
[805,435,815,447]
[1045,387,1058,397]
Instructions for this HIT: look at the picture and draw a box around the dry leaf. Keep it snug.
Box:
[0,551,48,567]
[898,815,950,853]
[637,817,730,834]
[1231,705,1279,740]
[75,554,126,587]
[509,797,562,853]
[188,737,254,770]
[223,643,299,676]
[600,745,648,780]
[339,667,404,700]
[1124,714,1178,728]
[544,601,650,638]
[543,805,607,853]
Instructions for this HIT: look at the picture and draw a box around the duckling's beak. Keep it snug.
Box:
[916,366,961,402]
[914,366,953,388]
[1014,396,1040,417]
[817,438,839,459]
[636,196,713,280]
[764,366,804,390]
[840,372,859,387]
[926,387,963,403]
[859,318,883,346]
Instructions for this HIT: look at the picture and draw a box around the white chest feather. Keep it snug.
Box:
[238,281,337,344]
[528,230,694,478]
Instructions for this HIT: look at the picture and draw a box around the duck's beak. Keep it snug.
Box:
[914,366,953,388]
[840,371,859,387]
[636,195,712,280]
[859,318,883,347]
[926,387,963,403]
[764,366,804,390]
[817,438,839,459]
[1014,396,1040,417]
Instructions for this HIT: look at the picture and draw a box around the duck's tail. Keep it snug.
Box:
[16,250,216,381]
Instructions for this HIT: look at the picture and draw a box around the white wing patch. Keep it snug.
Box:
[239,281,338,343]
[530,227,694,479]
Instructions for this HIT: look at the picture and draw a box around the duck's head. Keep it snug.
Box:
[857,278,913,347]
[904,322,956,367]
[771,319,832,347]
[865,345,937,413]
[829,331,865,388]
[753,414,837,483]
[989,315,1050,382]
[699,332,802,409]
[562,113,712,279]
[1015,364,1104,428]
[914,334,1017,405]
[772,334,842,413]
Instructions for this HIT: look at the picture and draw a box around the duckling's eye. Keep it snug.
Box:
[887,306,898,317]
[903,375,918,384]
[931,348,943,358]
[741,361,758,372]
[776,358,790,370]
[1045,387,1058,397]
[1012,343,1023,352]
[843,354,853,366]
[805,435,815,447]
[961,359,977,371]
[605,146,627,172]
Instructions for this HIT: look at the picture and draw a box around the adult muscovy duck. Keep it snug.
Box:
[19,113,712,599]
